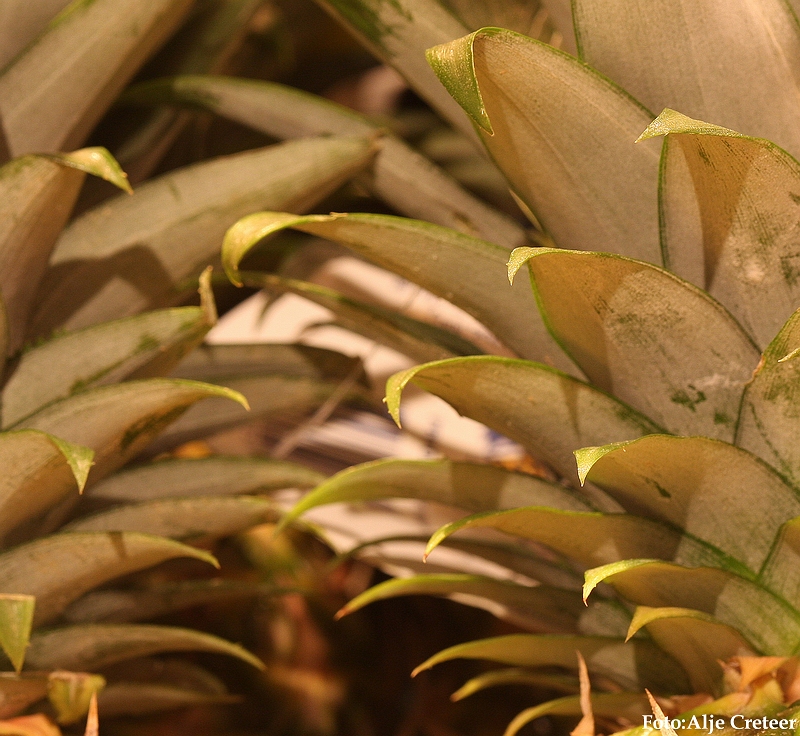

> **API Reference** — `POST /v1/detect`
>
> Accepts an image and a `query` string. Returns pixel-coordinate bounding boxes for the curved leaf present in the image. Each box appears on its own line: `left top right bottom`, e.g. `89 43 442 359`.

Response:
147 374 366 453
0 149 128 351
15 379 247 483
759 518 800 609
642 109 800 348
122 75 525 245
425 506 729 571
97 683 238 718
337 574 584 632
575 435 800 572
572 0 800 160
627 607 755 694
63 580 289 624
411 633 689 693
0 0 194 156
64 496 274 539
24 624 264 671
385 356 660 488
29 136 376 337
84 456 323 504
0 532 217 625
172 343 363 383
510 247 760 439
222 212 573 369
0 430 92 543
452 669 580 701
583 560 800 656
737 308 800 487
427 28 661 262
4 280 216 426
505 693 650 736
283 457 590 530
243 271 482 363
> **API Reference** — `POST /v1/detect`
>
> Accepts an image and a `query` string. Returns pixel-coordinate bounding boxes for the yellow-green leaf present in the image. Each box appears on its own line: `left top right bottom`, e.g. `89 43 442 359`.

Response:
222 212 573 368
573 1 800 160
626 607 754 695
0 532 217 625
29 136 376 337
575 435 800 573
427 28 661 261
25 624 264 672
510 247 760 439
121 75 525 245
452 669 580 702
47 671 104 725
0 596 34 673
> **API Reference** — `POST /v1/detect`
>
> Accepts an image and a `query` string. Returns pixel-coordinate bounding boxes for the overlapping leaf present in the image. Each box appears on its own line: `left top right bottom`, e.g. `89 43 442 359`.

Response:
509 247 760 439
122 75 525 244
222 212 574 369
427 28 662 261
30 135 376 337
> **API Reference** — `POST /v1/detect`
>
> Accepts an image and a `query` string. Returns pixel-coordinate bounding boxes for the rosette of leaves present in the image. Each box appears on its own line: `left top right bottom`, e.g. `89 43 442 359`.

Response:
121 0 800 733
0 1 409 732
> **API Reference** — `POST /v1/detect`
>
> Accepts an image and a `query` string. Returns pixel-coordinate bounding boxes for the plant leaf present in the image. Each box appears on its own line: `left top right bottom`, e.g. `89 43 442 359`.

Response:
582 560 800 656
425 506 729 571
0 0 195 156
29 136 376 338
758 518 800 609
24 624 264 672
642 108 800 348
505 693 650 736
63 580 290 624
146 374 366 453
575 435 800 573
0 596 34 673
572 0 800 161
47 671 105 725
14 379 247 484
0 149 129 351
84 456 323 504
283 458 589 531
337 574 584 632
509 247 760 439
737 307 800 487
0 714 60 736
122 75 526 245
97 683 238 718
427 28 661 262
0 532 217 625
452 669 580 701
626 607 755 695
222 212 573 369
4 296 216 427
0 1 73 69
0 430 93 544
243 271 483 363
385 356 660 488
314 0 476 139
411 633 689 693
64 496 274 540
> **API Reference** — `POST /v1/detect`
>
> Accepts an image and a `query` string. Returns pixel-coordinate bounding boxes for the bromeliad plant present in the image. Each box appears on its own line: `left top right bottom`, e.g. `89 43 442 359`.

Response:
120 0 800 733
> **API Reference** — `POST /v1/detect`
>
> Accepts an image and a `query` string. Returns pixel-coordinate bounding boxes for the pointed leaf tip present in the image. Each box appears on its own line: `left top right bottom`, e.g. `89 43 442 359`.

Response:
46 148 132 194
507 247 538 285
426 33 493 134
0 594 35 672
636 109 741 143
574 442 629 486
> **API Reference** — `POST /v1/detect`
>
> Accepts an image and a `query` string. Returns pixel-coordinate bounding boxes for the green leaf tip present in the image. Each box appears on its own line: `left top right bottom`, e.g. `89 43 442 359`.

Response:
45 147 132 194
47 671 106 724
507 247 539 284
636 109 742 143
581 560 656 604
198 267 218 326
0 594 35 673
574 440 632 485
426 31 494 134
222 212 322 287
46 435 95 494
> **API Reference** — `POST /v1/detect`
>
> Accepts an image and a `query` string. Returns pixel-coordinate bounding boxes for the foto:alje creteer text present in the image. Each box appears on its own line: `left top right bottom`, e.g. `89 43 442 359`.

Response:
644 714 799 734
